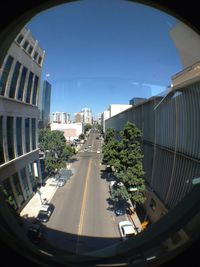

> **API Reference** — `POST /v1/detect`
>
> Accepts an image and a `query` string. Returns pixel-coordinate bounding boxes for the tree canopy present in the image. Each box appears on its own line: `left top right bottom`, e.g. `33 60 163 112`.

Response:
84 123 92 134
103 122 146 206
39 129 75 174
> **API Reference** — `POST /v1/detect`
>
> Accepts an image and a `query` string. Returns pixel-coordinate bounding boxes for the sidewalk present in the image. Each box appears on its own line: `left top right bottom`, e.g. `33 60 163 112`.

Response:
20 177 59 219
127 211 142 233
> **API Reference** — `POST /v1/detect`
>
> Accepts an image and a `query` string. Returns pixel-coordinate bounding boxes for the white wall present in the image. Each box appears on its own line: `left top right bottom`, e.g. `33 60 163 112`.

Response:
50 122 83 141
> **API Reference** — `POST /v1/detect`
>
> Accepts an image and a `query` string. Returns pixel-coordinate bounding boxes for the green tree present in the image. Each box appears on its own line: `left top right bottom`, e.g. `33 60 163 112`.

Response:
104 128 115 144
102 128 117 164
103 122 146 206
79 133 85 140
96 122 103 133
84 123 92 134
39 129 74 173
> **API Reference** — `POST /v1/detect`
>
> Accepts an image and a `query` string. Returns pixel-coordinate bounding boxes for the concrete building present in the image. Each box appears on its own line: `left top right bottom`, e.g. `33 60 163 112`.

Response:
0 27 45 211
51 112 70 124
102 104 132 133
81 107 93 124
50 122 83 142
129 97 147 105
103 22 200 225
39 80 51 128
103 23 200 226
74 112 82 123
101 110 110 133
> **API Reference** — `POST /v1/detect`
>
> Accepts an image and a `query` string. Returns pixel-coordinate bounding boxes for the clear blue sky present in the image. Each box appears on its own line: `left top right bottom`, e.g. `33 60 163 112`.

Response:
27 0 182 119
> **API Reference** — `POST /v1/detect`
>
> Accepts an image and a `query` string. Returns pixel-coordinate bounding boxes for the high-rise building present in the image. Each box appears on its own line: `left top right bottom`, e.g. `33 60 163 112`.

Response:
74 112 82 123
39 80 51 128
81 107 93 124
0 27 45 211
51 112 70 124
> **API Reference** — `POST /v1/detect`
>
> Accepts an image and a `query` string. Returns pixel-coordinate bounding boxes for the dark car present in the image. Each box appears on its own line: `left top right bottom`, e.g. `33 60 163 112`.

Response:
114 202 126 216
36 203 54 223
27 223 43 244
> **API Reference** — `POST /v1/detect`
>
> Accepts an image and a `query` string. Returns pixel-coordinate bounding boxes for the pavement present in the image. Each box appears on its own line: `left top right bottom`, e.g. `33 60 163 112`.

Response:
20 176 59 219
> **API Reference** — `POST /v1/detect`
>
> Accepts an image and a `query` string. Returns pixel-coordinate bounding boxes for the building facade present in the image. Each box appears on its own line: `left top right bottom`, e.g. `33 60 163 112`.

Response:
105 71 200 223
51 112 70 124
0 27 45 211
39 80 51 128
50 122 83 142
81 107 93 124
101 104 132 133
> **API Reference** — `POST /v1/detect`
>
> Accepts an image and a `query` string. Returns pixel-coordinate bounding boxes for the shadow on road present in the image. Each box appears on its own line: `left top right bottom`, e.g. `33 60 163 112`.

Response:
19 215 121 256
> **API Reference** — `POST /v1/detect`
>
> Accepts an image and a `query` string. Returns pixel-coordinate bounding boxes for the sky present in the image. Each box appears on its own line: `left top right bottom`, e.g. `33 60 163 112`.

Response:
27 0 182 119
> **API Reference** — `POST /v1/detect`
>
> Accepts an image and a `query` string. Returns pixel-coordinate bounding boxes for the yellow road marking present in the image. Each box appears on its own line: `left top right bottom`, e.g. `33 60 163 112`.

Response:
76 160 92 253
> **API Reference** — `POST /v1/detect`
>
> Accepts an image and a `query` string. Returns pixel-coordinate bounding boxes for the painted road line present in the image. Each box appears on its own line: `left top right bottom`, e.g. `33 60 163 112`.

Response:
76 159 92 253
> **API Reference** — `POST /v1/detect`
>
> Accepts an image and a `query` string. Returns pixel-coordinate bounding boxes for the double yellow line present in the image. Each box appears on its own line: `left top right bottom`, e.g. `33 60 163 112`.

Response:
76 160 92 253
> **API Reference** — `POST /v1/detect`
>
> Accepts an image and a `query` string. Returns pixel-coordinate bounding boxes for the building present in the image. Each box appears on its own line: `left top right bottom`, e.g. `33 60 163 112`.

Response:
102 104 132 133
74 112 82 123
105 23 200 224
129 97 147 105
39 80 51 128
81 107 93 124
50 122 83 142
0 27 45 211
51 112 70 124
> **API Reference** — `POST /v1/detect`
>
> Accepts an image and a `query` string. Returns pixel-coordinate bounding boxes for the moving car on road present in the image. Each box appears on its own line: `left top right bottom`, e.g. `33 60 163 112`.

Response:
118 220 136 240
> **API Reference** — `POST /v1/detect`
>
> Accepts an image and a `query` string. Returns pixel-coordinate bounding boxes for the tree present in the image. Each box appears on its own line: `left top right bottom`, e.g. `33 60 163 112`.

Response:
39 129 74 174
79 133 85 140
103 122 146 206
104 128 115 144
84 123 92 134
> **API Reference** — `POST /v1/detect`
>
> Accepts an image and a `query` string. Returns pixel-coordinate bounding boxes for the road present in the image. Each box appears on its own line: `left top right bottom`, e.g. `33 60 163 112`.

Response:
43 131 124 254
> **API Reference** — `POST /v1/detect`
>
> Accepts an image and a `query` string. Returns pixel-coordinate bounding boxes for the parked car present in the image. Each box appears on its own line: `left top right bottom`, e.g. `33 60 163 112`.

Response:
114 202 126 216
118 220 136 240
27 223 43 244
36 203 54 223
57 178 66 187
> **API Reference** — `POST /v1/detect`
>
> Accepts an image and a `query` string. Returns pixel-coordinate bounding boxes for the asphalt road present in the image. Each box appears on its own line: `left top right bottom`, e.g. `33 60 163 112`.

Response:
43 131 124 254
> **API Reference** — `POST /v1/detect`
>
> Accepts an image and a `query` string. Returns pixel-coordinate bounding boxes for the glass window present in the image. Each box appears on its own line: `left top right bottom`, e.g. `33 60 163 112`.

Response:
2 179 17 210
26 72 33 103
28 45 33 55
16 34 24 44
22 40 29 50
13 173 25 205
20 168 31 199
28 163 37 192
17 66 27 101
0 116 5 164
25 118 30 153
32 76 39 105
32 118 36 150
9 61 21 98
7 117 14 160
38 56 42 65
33 51 38 60
16 117 23 156
0 55 14 95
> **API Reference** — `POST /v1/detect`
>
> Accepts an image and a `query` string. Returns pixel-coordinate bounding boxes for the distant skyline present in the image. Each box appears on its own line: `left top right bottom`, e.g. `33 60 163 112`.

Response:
27 0 182 119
